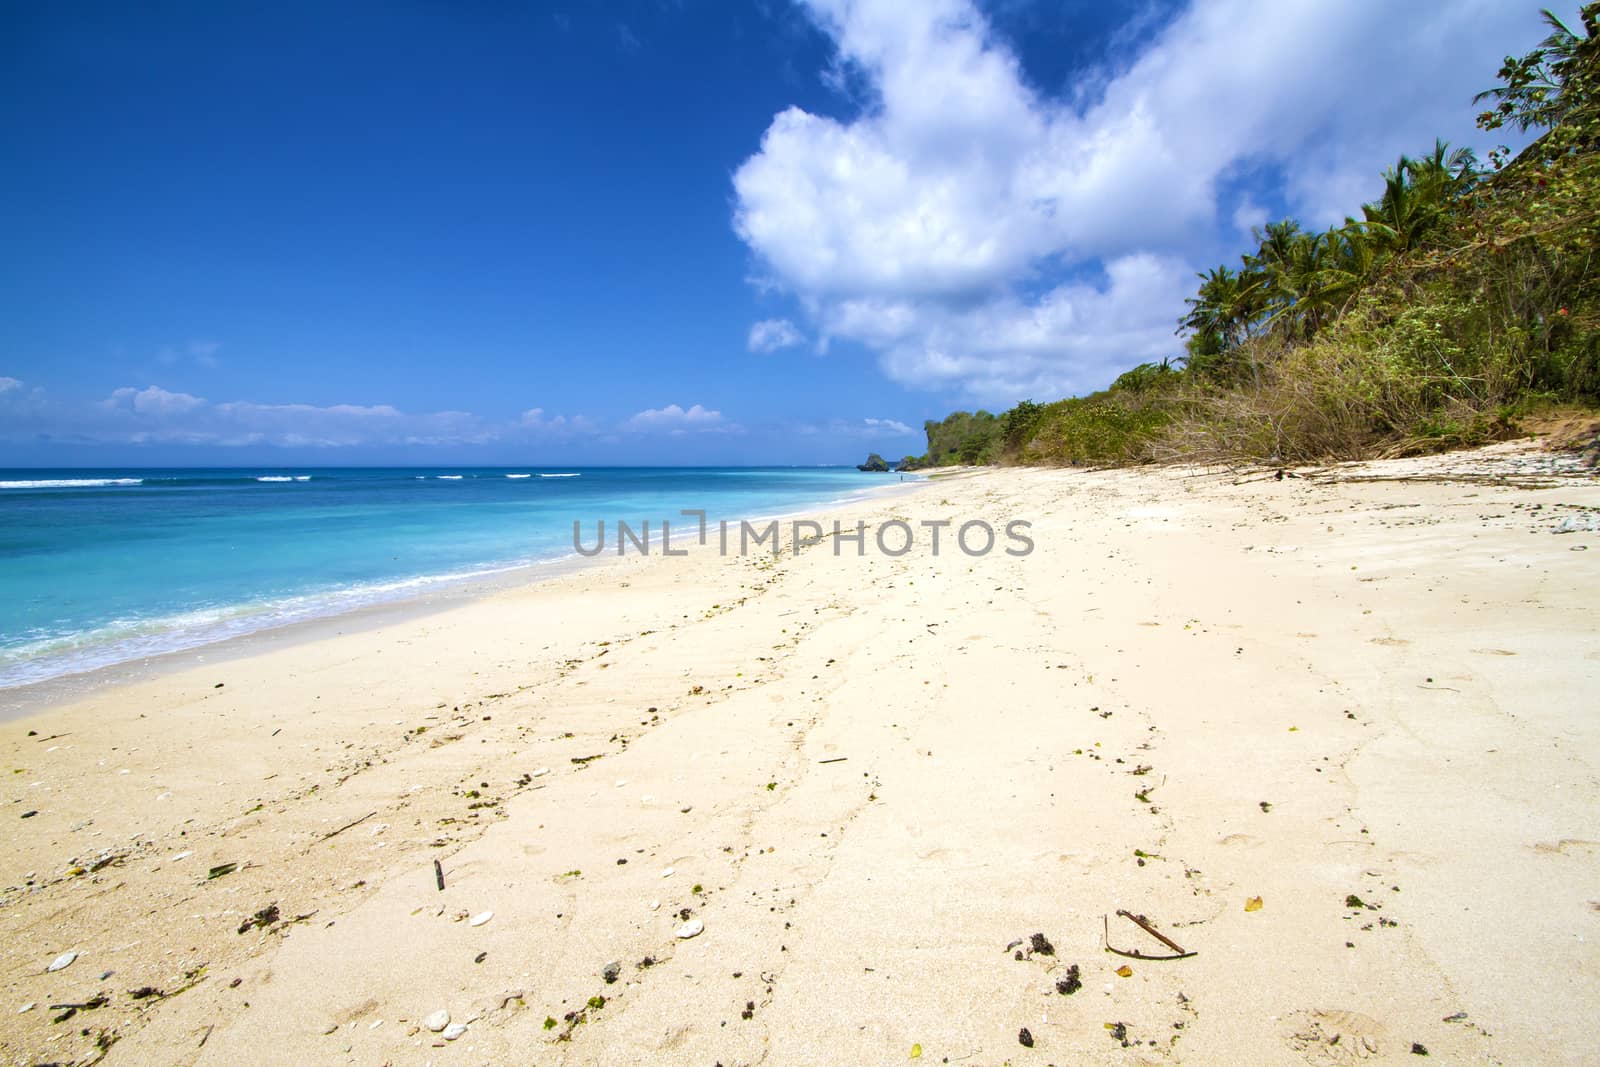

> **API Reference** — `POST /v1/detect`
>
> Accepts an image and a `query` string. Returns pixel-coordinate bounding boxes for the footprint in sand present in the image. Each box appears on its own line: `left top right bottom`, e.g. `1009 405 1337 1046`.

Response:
1285 1008 1387 1064
1530 838 1600 856
1218 833 1261 848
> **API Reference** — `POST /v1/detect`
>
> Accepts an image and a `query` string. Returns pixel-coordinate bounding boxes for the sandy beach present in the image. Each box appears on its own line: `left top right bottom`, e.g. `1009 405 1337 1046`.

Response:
3 445 1598 1066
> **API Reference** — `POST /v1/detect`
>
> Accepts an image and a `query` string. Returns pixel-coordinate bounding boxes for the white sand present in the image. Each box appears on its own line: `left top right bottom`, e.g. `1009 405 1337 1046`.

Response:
2 444 1597 1065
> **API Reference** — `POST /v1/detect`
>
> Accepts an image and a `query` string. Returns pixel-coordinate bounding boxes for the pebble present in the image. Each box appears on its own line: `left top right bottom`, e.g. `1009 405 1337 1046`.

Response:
602 960 622 984
422 1009 450 1032
649 899 661 911
662 867 675 878
531 768 550 778
675 918 704 939
46 951 77 972
18 1002 35 1014
469 911 493 927
172 851 193 861
443 1023 467 1041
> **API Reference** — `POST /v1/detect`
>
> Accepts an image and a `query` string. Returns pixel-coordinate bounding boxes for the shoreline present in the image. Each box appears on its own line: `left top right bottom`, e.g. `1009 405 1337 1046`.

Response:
0 474 926 719
2 446 1596 1066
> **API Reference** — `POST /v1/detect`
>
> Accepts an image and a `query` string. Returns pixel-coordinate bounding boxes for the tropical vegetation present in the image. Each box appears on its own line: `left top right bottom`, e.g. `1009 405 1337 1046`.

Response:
896 4 1599 469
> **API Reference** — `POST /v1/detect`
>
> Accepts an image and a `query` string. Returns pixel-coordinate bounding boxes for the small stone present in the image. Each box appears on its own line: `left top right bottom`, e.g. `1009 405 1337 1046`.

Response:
469 911 493 927
662 867 675 878
1018 1027 1034 1048
649 899 661 911
422 1009 450 1032
675 918 704 939
18 1002 35 1014
443 1023 467 1041
46 951 77 972
531 767 550 778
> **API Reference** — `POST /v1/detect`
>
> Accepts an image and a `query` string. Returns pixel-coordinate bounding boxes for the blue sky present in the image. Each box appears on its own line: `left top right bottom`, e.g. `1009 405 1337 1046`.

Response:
0 0 1551 466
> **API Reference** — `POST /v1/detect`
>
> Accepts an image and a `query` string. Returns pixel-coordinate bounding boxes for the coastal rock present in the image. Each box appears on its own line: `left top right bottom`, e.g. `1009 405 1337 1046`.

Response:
46 951 77 972
675 918 704 939
422 1009 450 1032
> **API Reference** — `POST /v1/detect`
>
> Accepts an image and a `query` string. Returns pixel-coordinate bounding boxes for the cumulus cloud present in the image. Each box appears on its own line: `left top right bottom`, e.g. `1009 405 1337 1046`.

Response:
102 385 208 416
733 0 1534 402
0 377 20 394
748 318 806 353
625 403 731 434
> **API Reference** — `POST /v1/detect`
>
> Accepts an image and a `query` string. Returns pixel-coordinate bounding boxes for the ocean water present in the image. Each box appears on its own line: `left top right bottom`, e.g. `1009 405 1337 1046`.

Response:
0 467 898 690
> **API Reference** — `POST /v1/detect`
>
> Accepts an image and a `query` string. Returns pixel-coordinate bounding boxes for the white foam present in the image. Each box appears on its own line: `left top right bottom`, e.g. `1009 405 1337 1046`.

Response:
436 475 464 480
256 475 312 482
539 473 580 478
506 474 532 479
0 478 143 489
0 557 549 690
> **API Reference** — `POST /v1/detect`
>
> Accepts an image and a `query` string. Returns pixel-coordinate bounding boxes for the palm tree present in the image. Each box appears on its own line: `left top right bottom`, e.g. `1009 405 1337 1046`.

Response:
1475 6 1595 132
1179 266 1268 386
1310 223 1380 315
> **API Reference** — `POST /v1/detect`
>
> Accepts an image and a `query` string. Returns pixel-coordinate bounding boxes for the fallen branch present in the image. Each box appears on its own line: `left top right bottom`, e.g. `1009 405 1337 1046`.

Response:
318 811 376 842
1104 910 1197 961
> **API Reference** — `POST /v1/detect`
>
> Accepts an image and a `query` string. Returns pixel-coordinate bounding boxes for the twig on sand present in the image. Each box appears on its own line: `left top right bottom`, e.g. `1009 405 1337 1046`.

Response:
1104 910 1197 960
818 757 849 765
434 859 446 891
198 1024 214 1048
318 811 376 842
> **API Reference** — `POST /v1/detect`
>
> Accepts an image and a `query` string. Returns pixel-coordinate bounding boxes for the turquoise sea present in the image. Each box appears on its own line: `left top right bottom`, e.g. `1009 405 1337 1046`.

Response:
0 467 896 690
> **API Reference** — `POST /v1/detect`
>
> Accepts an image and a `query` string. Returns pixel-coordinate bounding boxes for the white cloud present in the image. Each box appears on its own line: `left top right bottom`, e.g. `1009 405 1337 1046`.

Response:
748 318 806 353
733 0 1536 402
6 385 741 449
625 403 731 434
520 407 596 436
1231 195 1268 240
862 417 914 435
78 386 498 447
797 415 919 439
102 385 208 415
